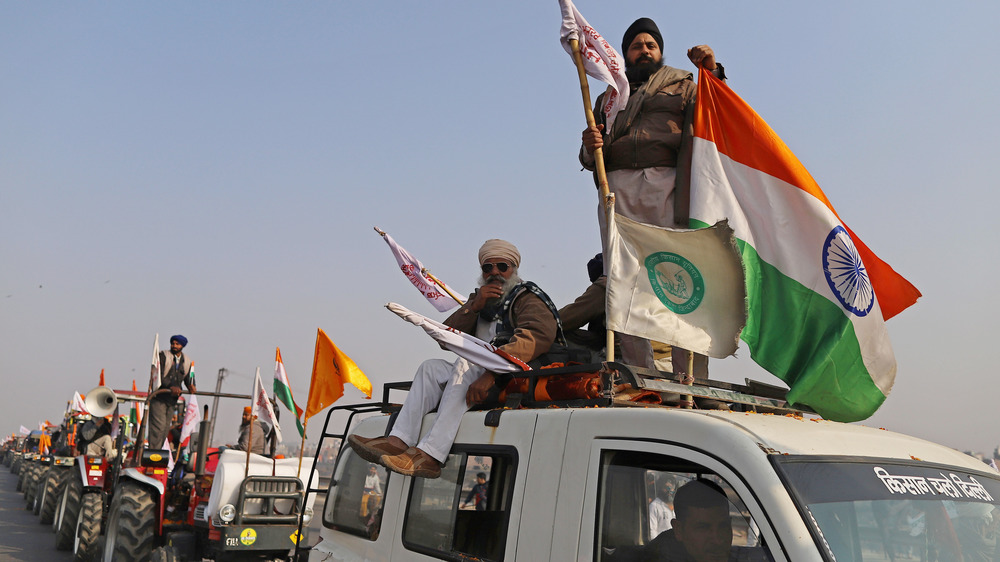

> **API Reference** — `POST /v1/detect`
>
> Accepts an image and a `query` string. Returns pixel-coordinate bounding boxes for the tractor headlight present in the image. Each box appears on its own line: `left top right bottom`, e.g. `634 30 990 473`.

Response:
219 503 236 523
302 506 314 524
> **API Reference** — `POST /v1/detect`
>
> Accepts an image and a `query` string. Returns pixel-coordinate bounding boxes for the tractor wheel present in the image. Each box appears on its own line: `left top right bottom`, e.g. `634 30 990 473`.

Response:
150 545 180 562
33 477 45 515
55 475 83 550
10 456 20 474
103 480 157 562
16 463 26 491
23 464 38 501
39 468 66 525
73 491 103 562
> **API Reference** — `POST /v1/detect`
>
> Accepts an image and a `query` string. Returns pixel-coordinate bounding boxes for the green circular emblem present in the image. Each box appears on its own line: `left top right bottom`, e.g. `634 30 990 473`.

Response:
644 252 704 314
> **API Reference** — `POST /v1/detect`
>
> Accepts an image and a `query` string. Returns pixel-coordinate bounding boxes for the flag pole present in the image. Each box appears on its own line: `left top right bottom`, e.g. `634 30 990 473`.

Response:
421 268 465 306
568 38 616 362
297 418 308 477
244 416 253 478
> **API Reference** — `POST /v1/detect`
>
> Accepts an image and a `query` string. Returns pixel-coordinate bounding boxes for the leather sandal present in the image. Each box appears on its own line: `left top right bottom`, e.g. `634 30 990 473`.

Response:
347 435 407 465
382 447 442 479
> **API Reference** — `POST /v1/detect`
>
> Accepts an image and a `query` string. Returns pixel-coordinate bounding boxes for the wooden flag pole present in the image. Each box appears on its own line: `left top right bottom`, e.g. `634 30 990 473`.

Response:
297 418 308 477
421 269 465 306
568 38 616 363
244 414 253 478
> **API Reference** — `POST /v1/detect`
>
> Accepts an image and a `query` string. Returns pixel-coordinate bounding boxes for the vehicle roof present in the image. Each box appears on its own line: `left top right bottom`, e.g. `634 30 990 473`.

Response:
541 406 989 472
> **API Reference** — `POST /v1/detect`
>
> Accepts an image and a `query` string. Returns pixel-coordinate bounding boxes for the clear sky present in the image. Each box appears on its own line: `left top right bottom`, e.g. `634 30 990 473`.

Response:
2 2 998 453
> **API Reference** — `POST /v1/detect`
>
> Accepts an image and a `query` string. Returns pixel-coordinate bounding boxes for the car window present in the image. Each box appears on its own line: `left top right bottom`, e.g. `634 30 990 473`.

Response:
596 450 772 562
323 447 389 540
403 448 515 561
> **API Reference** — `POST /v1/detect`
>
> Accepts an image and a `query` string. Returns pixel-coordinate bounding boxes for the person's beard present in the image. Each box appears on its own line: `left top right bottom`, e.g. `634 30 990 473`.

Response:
476 271 522 317
625 56 663 86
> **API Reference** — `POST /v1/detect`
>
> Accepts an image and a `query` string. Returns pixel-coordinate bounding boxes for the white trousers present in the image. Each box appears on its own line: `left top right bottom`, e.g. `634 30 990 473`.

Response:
388 357 486 463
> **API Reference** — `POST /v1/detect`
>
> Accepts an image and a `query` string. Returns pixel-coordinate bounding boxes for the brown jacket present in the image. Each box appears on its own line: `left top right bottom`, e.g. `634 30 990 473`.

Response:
444 288 557 364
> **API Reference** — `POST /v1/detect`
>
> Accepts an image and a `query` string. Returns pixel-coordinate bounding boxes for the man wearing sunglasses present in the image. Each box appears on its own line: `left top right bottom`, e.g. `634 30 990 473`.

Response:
350 239 559 478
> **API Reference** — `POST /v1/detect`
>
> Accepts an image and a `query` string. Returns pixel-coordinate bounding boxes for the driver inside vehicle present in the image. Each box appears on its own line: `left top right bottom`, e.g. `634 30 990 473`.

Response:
642 479 767 562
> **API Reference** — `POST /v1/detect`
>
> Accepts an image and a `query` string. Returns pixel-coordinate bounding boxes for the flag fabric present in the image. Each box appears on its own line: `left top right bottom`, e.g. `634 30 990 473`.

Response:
164 437 175 472
558 0 629 130
273 348 305 437
110 404 120 439
71 392 89 413
99 368 105 386
385 303 530 373
689 68 920 422
178 394 201 449
130 380 144 428
378 229 460 312
252 369 282 444
150 333 161 390
19 425 30 436
606 206 747 358
305 329 373 420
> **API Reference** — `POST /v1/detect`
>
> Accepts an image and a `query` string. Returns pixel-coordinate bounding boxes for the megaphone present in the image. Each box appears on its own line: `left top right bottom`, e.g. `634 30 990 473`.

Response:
84 386 118 418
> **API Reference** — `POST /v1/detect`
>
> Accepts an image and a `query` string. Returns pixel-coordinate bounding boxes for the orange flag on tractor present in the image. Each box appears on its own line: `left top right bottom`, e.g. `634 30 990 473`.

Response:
305 328 372 420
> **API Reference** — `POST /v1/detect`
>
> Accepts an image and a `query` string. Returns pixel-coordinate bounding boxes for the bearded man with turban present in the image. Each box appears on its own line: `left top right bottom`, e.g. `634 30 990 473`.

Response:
580 17 723 376
349 239 561 478
149 334 197 450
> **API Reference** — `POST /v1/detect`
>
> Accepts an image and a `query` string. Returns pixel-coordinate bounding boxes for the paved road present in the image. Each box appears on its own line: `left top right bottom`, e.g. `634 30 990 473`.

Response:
0 468 72 562
0 467 328 562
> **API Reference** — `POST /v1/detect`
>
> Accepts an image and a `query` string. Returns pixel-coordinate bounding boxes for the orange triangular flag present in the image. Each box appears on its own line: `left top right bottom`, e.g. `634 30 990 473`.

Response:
99 368 105 386
305 328 372 420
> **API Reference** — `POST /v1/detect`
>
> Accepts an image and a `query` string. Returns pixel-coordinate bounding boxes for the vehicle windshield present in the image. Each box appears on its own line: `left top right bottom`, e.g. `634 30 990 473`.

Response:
775 457 1000 561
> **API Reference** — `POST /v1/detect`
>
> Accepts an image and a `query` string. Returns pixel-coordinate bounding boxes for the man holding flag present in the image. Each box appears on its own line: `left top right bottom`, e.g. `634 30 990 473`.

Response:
349 239 558 479
573 13 724 372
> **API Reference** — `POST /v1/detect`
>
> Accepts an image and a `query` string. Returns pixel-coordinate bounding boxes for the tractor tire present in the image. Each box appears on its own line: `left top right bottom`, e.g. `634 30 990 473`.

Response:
33 477 44 515
39 468 66 525
23 465 35 502
55 475 83 550
73 491 103 562
103 480 156 562
150 545 180 562
12 456 22 474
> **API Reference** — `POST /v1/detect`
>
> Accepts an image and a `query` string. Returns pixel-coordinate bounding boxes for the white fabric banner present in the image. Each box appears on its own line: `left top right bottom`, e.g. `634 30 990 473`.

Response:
607 207 747 358
178 394 201 449
150 333 161 390
71 391 89 413
380 230 461 313
558 0 629 130
252 369 282 444
386 302 528 373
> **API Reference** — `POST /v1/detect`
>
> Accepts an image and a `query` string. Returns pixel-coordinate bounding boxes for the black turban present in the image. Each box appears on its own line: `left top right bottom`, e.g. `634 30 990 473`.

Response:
170 334 188 347
621 17 663 56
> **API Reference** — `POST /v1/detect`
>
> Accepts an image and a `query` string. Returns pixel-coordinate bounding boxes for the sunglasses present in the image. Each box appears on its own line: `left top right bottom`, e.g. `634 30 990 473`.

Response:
481 262 510 274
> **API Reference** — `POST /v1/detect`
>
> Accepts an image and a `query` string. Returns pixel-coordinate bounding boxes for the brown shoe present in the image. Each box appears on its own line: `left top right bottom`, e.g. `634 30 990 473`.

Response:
382 447 442 479
347 434 407 465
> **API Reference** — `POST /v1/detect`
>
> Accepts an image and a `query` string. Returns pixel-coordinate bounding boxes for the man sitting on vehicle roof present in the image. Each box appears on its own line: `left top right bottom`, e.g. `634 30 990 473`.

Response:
349 239 559 479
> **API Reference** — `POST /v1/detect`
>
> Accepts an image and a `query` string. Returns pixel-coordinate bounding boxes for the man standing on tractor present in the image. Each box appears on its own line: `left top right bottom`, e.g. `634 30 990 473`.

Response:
149 334 197 450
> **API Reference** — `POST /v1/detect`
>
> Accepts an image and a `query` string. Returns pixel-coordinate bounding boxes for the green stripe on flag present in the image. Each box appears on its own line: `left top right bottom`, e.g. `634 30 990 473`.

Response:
692 220 887 421
273 384 305 437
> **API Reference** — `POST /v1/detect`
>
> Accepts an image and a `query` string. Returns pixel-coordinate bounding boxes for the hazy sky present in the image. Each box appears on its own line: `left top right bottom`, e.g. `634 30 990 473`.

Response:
2 2 998 453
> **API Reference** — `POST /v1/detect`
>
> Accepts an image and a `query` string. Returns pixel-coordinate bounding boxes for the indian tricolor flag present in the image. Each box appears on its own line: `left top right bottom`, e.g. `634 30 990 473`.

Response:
690 68 920 422
273 347 305 437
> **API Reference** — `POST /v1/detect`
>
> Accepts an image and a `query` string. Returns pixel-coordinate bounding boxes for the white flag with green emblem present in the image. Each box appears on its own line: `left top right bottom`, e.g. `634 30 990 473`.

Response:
606 205 746 358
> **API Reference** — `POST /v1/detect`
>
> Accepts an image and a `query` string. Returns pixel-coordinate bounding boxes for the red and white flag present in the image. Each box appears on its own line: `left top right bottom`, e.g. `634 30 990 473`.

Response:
178 394 201 449
558 0 629 130
252 369 282 444
386 302 529 373
71 392 89 414
377 228 461 312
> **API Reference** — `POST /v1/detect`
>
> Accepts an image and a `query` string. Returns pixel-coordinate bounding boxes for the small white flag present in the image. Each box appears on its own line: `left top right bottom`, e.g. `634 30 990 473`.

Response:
378 228 461 312
71 392 89 414
607 202 747 358
386 303 529 373
19 425 31 436
558 0 629 130
178 395 201 449
150 333 161 390
252 368 282 444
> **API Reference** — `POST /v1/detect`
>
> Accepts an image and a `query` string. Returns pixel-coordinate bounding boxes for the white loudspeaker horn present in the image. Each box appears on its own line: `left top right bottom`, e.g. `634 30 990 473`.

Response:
84 386 118 418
